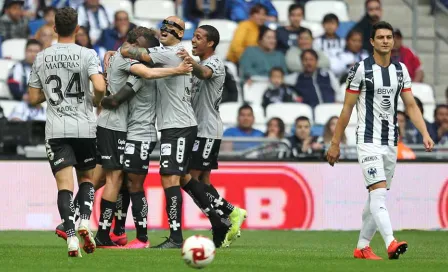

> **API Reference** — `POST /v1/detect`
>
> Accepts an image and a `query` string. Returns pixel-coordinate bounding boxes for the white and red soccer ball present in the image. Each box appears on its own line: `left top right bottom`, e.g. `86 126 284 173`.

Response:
181 235 216 269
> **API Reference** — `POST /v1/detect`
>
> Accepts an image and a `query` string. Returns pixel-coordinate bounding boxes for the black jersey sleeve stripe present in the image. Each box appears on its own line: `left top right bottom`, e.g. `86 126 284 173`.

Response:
392 62 404 146
346 62 361 89
363 56 374 143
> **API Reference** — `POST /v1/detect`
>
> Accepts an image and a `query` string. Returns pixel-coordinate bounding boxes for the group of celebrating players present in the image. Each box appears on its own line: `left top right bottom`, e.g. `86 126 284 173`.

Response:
28 5 436 261
28 7 246 257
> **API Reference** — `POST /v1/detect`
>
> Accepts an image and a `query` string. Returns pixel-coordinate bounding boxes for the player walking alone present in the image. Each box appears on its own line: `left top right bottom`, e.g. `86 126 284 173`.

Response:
327 21 434 260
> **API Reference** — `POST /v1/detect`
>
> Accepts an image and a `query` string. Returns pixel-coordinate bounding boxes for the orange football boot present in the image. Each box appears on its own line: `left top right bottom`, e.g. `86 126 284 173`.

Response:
110 232 128 246
387 240 408 259
354 246 383 260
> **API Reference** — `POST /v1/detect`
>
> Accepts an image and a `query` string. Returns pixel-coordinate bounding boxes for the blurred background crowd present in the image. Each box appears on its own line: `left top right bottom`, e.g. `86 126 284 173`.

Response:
0 0 447 160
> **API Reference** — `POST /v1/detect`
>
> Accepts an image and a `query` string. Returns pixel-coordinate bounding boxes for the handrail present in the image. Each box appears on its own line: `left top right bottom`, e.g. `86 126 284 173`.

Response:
434 0 448 85
402 0 418 51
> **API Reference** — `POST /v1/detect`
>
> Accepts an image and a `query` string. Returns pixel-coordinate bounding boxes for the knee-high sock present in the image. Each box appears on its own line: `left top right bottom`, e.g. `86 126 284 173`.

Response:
357 194 377 249
165 186 183 242
370 188 395 248
113 189 130 236
130 191 148 242
204 184 234 217
76 182 95 222
58 190 76 238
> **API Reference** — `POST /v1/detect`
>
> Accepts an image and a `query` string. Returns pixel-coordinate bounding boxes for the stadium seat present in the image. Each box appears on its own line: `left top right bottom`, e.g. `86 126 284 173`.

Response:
314 103 357 125
243 81 269 106
1 39 27 60
198 20 238 42
284 73 297 86
102 0 133 18
411 83 435 104
131 19 154 29
0 82 12 99
0 59 17 81
219 102 265 126
304 1 349 23
423 104 435 123
345 125 357 146
300 20 325 38
134 0 175 21
272 0 294 24
215 41 230 60
183 21 196 40
266 103 313 126
336 21 356 38
0 100 20 117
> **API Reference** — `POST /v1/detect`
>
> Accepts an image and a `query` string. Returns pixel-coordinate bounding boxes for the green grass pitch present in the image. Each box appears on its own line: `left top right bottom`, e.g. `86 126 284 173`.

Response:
0 230 446 271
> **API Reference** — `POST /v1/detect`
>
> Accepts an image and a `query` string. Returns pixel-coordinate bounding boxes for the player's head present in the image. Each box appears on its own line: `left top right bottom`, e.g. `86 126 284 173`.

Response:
237 104 255 130
300 49 319 73
4 0 24 22
294 116 311 140
127 27 159 49
55 7 79 38
249 4 268 26
322 13 339 36
192 25 220 57
370 21 394 55
365 0 382 22
24 39 42 64
288 3 304 29
160 16 185 46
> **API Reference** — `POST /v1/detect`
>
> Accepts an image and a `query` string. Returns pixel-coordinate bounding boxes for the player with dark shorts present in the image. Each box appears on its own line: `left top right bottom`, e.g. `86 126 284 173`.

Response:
28 7 106 257
121 16 230 249
178 25 247 247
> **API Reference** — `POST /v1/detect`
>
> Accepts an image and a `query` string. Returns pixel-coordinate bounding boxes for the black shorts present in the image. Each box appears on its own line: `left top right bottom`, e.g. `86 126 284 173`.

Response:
159 126 198 175
123 140 156 175
45 138 96 174
189 137 221 171
96 126 126 170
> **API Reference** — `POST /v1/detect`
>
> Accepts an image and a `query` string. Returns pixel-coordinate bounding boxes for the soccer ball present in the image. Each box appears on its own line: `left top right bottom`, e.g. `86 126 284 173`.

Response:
181 235 216 269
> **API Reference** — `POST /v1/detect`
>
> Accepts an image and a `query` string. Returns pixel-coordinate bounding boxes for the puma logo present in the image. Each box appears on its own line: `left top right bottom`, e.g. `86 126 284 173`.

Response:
365 78 374 83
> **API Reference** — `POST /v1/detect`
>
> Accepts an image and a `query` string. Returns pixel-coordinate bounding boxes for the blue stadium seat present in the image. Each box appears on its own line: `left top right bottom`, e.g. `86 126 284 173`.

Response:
29 19 46 36
336 21 356 39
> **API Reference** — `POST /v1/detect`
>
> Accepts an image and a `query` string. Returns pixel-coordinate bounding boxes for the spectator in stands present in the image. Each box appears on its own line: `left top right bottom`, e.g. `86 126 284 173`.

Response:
239 26 287 83
183 0 228 23
397 111 407 142
265 117 285 139
42 6 56 25
288 116 322 158
432 104 448 145
75 25 102 57
352 0 382 53
403 97 437 144
221 65 239 103
223 104 264 151
397 111 417 159
0 0 30 40
276 3 305 54
286 28 330 73
294 49 341 108
77 0 112 44
96 10 136 52
330 29 369 80
319 116 346 146
7 39 41 101
313 14 345 59
35 24 55 49
22 0 49 20
227 4 267 63
229 0 277 22
392 28 424 82
8 93 45 121
262 67 298 113
52 0 84 9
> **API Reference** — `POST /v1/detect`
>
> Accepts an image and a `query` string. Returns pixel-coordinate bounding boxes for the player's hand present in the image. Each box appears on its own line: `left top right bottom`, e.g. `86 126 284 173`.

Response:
326 142 340 167
422 135 435 152
177 49 194 64
103 51 116 69
177 60 193 74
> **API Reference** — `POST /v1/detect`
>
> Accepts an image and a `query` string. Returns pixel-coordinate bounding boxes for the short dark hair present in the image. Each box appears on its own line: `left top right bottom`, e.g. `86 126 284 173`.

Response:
199 25 220 50
414 97 424 114
43 6 56 16
371 21 394 40
258 25 274 41
238 104 253 115
288 3 304 16
300 49 319 61
114 10 129 21
345 29 363 43
323 13 339 25
55 7 78 37
26 39 42 49
434 104 448 121
269 67 284 77
250 4 268 15
295 116 310 125
127 27 159 48
299 27 313 38
365 0 381 9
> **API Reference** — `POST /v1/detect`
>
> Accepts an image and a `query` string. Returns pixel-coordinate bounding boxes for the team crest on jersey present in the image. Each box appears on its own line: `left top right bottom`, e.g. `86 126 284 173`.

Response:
367 167 377 178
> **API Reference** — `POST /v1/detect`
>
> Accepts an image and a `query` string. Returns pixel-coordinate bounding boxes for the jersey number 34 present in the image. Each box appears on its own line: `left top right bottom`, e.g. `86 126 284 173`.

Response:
46 73 83 106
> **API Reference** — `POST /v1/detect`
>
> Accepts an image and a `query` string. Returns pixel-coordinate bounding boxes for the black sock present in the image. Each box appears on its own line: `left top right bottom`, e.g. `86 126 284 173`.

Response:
77 182 94 221
97 198 115 240
130 191 148 242
182 179 222 226
165 186 183 242
57 190 76 238
113 189 130 236
73 193 80 222
204 184 235 217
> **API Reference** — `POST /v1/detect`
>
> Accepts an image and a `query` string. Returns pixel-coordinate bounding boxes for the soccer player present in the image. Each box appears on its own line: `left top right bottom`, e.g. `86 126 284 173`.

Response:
326 21 435 260
177 25 247 247
120 16 230 249
94 26 193 248
28 7 106 257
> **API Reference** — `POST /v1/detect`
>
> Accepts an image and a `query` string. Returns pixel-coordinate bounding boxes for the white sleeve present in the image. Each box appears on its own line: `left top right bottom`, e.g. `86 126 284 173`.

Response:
401 63 412 92
346 62 364 94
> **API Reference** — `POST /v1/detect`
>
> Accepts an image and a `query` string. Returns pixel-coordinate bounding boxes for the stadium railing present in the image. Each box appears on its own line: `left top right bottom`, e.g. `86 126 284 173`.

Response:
402 0 419 51
434 0 448 85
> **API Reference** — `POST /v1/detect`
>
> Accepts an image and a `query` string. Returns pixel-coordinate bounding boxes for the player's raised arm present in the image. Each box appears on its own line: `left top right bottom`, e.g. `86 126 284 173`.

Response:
129 61 192 80
120 42 152 64
177 49 213 80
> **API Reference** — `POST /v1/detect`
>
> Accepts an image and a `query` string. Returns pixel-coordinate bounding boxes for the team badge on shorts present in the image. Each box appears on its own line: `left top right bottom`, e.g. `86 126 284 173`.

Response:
367 167 377 178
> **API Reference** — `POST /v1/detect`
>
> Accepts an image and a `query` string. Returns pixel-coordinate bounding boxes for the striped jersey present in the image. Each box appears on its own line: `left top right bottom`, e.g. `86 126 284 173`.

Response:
313 35 346 58
28 43 102 140
346 55 412 146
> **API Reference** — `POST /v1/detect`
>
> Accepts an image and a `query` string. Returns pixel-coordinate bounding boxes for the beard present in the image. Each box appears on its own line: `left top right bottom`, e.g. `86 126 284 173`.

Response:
368 14 380 22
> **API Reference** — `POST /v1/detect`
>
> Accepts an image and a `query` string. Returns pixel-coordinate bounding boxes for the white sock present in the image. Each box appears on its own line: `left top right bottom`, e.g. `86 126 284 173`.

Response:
370 188 395 248
79 219 90 228
357 195 377 249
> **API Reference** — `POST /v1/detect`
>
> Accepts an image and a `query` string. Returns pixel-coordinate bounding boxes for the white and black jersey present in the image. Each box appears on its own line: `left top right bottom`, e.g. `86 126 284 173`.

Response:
313 35 346 58
346 55 412 146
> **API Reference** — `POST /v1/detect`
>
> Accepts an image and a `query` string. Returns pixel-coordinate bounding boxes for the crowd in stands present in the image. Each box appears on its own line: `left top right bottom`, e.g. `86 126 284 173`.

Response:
0 0 447 158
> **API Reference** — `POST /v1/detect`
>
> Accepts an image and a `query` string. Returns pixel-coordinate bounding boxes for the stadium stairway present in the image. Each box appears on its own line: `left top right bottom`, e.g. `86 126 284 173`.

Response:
345 0 448 103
